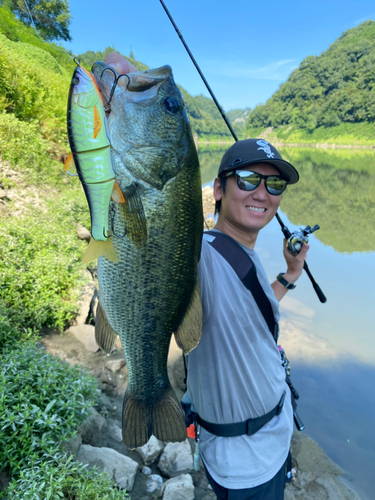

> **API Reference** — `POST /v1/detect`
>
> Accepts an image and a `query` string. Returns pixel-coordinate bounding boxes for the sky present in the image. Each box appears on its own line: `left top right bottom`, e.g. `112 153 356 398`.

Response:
65 0 375 111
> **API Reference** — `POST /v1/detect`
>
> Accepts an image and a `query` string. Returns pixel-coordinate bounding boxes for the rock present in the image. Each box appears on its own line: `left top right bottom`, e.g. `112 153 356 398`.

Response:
79 408 108 444
292 432 343 477
77 225 91 241
60 432 82 456
162 474 194 500
158 440 193 478
315 476 361 500
67 324 98 352
137 435 164 465
99 392 115 412
91 290 99 322
146 474 164 498
106 358 126 372
284 485 296 500
97 367 118 396
107 418 123 444
76 444 138 491
73 269 96 326
142 466 152 475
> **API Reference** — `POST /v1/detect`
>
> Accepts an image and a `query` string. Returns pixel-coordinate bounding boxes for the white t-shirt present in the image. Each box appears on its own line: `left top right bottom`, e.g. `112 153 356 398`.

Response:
186 231 293 489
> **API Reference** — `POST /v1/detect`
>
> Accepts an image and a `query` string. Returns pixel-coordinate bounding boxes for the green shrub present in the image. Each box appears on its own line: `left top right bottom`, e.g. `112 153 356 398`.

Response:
5 453 128 499
0 302 35 348
0 344 99 477
0 112 51 170
0 31 71 145
0 210 86 334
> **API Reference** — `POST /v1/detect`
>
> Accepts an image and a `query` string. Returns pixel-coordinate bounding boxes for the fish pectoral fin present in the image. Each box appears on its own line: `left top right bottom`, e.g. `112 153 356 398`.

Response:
82 237 119 264
111 181 125 203
122 184 147 246
174 278 202 354
95 301 118 354
122 388 186 449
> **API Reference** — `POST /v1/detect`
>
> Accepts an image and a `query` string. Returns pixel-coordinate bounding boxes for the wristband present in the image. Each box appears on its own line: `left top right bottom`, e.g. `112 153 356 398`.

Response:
276 272 296 290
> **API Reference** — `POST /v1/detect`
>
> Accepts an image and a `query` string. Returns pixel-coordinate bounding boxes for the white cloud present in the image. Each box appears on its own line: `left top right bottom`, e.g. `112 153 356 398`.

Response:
279 316 343 364
280 296 315 319
205 58 299 81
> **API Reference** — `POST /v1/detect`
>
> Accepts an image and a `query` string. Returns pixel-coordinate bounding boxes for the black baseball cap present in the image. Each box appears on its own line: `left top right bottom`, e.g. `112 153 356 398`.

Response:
218 138 299 184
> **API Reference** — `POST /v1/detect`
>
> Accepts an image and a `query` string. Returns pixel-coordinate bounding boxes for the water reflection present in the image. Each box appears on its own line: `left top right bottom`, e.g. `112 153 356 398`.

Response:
197 145 375 500
280 148 375 253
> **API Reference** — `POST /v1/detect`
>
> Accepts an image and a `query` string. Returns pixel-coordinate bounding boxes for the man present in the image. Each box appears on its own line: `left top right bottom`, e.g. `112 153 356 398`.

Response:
186 139 309 500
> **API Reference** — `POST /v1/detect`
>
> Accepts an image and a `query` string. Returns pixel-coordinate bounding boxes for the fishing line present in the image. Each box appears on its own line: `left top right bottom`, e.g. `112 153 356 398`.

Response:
158 0 238 141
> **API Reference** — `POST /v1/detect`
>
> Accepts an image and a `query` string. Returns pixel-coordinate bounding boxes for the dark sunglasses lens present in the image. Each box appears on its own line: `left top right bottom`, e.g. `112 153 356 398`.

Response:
237 172 261 191
266 176 287 195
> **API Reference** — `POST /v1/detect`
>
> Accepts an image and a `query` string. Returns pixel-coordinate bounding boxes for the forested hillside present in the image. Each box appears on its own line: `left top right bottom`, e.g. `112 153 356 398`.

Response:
247 21 375 145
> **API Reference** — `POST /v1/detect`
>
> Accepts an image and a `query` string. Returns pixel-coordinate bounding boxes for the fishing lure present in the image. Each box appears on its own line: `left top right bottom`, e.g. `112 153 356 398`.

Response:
66 60 124 263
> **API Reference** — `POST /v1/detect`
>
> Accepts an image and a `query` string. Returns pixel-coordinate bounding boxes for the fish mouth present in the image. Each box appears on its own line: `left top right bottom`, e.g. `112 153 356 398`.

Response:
92 62 173 100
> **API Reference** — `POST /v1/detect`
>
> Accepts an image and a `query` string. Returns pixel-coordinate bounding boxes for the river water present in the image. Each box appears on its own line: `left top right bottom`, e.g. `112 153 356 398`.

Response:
197 144 375 500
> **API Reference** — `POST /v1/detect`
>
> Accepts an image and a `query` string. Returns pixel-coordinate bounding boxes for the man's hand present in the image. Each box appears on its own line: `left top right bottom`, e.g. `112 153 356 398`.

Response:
271 239 310 302
282 238 309 284
104 52 138 74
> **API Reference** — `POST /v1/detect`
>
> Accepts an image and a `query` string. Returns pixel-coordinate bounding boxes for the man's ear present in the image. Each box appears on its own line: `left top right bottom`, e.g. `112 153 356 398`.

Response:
213 178 222 202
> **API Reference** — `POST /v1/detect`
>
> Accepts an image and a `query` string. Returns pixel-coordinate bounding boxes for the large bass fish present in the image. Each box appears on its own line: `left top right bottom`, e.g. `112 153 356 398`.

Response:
90 62 203 449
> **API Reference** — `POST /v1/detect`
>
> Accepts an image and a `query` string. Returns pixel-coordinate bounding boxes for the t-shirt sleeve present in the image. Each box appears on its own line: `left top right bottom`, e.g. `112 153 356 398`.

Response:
198 238 215 325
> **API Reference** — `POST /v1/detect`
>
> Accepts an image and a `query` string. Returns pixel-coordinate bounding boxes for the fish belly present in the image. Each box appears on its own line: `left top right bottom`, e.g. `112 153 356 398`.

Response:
98 167 202 448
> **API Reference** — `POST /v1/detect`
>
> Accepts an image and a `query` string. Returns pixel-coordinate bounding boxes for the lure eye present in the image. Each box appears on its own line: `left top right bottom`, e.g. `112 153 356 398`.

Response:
164 97 180 114
72 77 80 85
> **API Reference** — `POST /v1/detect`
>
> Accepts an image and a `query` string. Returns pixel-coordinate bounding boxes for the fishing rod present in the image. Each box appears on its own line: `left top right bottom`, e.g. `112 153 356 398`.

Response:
159 0 326 303
158 0 238 141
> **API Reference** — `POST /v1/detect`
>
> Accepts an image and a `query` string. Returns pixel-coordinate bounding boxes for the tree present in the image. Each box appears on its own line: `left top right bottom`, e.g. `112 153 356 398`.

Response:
5 0 72 41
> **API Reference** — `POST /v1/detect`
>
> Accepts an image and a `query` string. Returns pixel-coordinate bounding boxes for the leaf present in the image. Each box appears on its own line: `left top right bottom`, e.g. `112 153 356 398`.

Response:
45 400 57 413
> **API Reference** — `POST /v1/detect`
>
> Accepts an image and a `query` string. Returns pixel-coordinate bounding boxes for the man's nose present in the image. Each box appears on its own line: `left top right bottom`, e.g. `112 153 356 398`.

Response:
252 179 268 198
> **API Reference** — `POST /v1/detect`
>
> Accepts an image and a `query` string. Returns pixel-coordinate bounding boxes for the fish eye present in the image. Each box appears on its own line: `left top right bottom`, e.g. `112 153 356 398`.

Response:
164 97 180 114
72 77 80 85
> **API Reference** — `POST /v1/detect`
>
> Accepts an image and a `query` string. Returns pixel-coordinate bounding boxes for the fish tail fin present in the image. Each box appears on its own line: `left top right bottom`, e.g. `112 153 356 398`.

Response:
122 388 186 449
95 301 118 354
82 237 118 264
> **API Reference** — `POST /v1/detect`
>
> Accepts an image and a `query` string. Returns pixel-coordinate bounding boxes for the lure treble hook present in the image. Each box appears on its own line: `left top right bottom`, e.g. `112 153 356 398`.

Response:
100 67 130 112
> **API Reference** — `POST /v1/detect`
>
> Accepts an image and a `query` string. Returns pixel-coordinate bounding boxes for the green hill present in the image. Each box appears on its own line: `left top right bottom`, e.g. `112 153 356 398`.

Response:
247 20 375 145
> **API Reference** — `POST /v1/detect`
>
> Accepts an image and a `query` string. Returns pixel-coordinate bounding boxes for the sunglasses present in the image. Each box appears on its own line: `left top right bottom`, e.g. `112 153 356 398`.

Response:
225 170 288 196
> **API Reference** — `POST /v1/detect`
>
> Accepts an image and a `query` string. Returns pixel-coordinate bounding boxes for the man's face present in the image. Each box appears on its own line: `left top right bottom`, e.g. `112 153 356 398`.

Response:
214 163 283 236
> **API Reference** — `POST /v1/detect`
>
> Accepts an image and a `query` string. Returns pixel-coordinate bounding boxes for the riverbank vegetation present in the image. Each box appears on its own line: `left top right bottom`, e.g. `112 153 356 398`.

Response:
0 6 129 498
247 21 375 146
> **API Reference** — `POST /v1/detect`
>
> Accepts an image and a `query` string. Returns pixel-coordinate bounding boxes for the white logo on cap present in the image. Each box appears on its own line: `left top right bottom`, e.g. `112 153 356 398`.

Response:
256 139 275 158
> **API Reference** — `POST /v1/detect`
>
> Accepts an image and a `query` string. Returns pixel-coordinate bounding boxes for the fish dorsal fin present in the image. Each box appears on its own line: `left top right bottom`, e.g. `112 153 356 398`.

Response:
82 237 118 264
174 278 202 354
95 301 118 354
64 153 77 176
111 181 125 203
